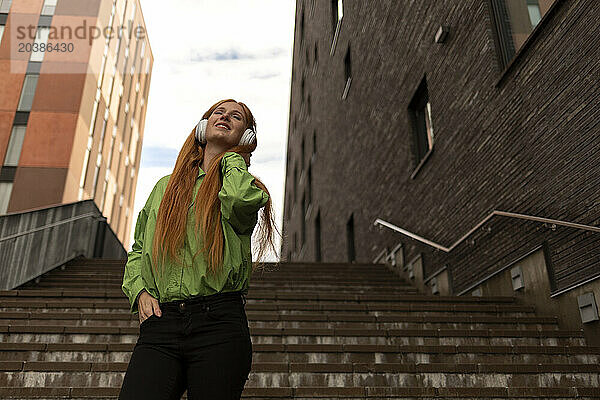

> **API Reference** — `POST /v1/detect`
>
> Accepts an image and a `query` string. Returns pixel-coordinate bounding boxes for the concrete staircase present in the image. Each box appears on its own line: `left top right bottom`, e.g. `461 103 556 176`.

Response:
1 258 599 399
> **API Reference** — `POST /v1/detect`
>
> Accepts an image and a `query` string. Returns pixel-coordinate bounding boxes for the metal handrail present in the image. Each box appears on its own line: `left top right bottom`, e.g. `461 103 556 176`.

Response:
374 210 600 253
0 212 99 243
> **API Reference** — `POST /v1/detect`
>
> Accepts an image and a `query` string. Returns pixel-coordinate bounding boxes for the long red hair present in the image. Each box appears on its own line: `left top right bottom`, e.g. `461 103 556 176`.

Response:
151 99 280 277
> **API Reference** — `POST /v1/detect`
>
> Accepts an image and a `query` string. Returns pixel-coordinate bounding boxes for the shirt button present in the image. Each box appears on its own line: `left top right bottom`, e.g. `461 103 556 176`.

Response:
179 302 185 311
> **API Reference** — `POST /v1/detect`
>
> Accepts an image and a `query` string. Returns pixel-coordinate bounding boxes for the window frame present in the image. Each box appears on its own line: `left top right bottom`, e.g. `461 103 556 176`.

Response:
4 125 27 166
329 0 343 56
17 74 40 111
41 0 58 16
0 0 13 14
408 77 435 179
488 0 565 87
342 45 351 100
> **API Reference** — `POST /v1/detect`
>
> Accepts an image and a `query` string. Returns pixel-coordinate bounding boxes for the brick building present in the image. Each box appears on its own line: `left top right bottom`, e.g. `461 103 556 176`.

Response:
0 0 153 245
283 0 600 332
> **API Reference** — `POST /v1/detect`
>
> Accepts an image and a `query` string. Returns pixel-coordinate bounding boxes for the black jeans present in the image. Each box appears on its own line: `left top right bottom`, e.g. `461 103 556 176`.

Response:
118 291 252 400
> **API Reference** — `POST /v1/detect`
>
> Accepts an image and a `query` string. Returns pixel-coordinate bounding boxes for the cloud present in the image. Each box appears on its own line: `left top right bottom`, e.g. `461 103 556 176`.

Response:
249 72 281 80
190 47 285 62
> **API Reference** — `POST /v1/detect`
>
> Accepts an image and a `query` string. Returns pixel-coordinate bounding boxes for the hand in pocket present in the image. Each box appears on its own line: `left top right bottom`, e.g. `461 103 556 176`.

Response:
137 289 162 325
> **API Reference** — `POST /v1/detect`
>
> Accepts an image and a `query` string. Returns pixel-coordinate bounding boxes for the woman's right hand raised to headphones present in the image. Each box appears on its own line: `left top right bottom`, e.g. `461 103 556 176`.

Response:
137 289 162 324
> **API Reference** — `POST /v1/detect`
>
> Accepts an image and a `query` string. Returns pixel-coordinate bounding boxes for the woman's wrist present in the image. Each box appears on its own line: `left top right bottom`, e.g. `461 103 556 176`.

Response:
135 289 147 304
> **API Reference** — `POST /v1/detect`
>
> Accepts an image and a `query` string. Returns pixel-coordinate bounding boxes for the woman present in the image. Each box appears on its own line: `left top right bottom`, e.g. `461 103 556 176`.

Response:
119 99 278 400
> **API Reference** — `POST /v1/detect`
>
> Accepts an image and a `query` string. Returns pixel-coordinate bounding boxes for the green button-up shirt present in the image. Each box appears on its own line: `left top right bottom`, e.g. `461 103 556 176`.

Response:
121 151 269 314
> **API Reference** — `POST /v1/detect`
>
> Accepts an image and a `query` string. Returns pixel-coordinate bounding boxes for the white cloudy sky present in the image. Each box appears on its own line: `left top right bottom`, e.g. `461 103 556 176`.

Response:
130 0 296 261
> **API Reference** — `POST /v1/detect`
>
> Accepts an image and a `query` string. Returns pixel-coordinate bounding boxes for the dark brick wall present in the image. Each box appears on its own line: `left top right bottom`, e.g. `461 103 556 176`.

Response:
282 0 599 293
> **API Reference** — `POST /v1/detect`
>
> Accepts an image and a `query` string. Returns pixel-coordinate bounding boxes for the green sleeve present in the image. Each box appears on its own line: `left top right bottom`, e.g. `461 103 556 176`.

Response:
121 183 157 314
218 152 270 235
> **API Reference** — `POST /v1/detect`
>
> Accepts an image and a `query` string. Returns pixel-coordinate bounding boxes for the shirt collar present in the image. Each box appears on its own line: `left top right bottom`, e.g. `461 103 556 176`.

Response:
197 165 206 179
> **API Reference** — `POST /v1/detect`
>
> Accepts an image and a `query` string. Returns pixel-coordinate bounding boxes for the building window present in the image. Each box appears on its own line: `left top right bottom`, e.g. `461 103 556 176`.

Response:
342 45 352 99
293 231 297 254
17 74 39 111
41 0 57 16
331 0 343 36
307 165 312 206
313 42 318 74
300 8 305 46
293 163 298 203
330 0 343 55
312 129 316 160
489 0 558 70
346 213 355 263
527 0 543 26
4 126 27 166
301 192 306 248
30 27 50 62
314 210 321 262
0 0 12 13
408 78 435 176
300 137 304 171
0 182 14 214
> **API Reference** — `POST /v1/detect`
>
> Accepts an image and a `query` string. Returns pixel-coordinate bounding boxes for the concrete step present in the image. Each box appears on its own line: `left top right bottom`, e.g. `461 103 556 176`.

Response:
1 290 519 303
0 301 539 317
0 310 561 330
1 361 599 387
0 325 587 346
0 386 600 400
57 264 399 276
63 267 403 276
27 271 412 281
250 282 418 291
2 258 597 399
2 385 600 399
35 266 406 276
253 276 422 284
0 299 535 319
24 280 420 292
1 342 598 364
0 319 562 332
25 273 123 280
0 292 539 318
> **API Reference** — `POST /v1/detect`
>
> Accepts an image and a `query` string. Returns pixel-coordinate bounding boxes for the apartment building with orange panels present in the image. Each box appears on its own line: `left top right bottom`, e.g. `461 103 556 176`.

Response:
0 0 153 245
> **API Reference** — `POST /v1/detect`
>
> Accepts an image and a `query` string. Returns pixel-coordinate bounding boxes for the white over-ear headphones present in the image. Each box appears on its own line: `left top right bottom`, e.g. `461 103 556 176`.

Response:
194 118 257 146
